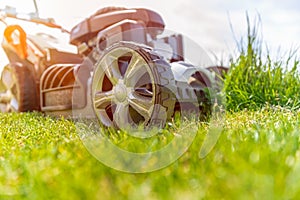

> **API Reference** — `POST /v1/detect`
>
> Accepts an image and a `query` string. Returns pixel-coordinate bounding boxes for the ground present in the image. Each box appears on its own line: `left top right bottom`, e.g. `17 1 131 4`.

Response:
1 107 300 199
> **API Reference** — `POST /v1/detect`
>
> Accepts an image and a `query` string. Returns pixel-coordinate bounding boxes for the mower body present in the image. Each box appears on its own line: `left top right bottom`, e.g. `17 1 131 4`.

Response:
0 7 225 128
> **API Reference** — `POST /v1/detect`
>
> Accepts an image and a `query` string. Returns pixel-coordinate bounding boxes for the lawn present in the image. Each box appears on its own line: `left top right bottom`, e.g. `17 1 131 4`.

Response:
1 17 300 200
1 108 300 199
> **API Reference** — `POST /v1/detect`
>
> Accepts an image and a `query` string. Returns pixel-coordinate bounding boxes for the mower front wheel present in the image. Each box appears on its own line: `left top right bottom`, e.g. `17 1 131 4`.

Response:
91 42 176 129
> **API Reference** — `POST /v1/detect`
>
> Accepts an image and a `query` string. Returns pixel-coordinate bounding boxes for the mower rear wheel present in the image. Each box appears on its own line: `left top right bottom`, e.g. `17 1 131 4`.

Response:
0 63 39 112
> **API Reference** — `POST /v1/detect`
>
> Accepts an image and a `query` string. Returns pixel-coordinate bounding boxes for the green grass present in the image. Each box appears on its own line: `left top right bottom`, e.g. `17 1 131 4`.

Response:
225 15 300 111
1 109 300 199
2 16 300 200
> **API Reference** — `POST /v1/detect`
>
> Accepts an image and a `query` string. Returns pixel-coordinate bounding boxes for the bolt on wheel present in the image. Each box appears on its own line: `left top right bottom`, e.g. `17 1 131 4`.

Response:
92 42 176 129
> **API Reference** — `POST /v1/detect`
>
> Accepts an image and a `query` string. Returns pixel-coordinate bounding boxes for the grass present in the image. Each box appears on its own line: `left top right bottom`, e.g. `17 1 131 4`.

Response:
1 15 300 199
1 108 300 199
225 15 300 111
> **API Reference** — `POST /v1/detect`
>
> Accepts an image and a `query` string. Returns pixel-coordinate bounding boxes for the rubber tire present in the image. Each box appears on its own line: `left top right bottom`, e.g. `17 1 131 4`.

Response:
0 75 5 92
92 41 176 128
0 63 39 112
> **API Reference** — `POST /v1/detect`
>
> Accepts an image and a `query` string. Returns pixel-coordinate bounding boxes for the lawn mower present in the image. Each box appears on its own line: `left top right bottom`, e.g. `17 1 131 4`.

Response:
0 5 227 129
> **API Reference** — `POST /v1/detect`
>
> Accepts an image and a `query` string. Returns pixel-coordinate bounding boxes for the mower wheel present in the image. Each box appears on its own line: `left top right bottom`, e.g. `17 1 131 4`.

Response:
92 41 176 128
0 63 39 112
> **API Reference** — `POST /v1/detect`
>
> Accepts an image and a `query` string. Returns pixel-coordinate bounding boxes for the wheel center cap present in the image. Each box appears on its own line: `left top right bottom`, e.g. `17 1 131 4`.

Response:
114 83 127 102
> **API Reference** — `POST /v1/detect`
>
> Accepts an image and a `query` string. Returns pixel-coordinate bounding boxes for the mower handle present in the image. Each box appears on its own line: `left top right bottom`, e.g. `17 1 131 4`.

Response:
0 6 69 33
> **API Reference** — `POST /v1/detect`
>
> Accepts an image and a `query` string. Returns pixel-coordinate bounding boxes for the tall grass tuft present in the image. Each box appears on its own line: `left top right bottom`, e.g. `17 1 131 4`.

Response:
225 14 300 111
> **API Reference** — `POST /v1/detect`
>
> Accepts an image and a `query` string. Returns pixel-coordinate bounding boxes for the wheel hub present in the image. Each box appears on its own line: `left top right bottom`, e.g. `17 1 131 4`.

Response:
114 81 128 102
